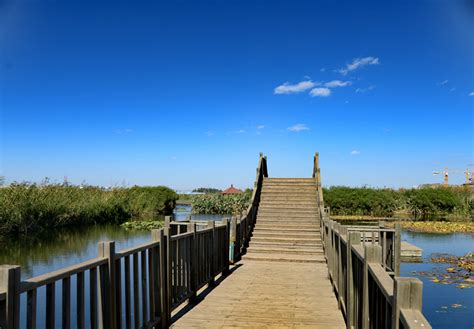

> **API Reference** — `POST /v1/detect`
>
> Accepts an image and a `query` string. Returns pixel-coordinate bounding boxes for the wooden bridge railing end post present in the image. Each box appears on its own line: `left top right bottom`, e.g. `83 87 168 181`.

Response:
0 265 21 329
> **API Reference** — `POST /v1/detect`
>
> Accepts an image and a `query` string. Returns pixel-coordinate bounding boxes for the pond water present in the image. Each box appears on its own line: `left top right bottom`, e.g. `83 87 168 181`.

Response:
0 205 230 279
401 232 474 329
174 204 230 222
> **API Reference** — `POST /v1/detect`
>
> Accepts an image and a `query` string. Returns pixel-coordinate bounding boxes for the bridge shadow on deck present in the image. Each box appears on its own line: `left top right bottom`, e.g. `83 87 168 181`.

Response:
171 263 244 324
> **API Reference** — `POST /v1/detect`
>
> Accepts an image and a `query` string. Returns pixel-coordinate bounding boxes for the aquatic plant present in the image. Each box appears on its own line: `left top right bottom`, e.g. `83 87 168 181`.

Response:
191 191 252 215
0 183 177 238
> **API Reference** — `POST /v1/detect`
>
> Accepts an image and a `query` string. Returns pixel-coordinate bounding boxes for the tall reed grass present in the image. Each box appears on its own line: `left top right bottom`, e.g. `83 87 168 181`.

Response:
0 184 178 238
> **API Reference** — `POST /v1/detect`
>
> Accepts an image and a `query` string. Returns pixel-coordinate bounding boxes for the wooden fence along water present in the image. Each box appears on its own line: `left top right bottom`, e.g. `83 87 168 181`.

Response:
319 207 431 329
0 154 267 329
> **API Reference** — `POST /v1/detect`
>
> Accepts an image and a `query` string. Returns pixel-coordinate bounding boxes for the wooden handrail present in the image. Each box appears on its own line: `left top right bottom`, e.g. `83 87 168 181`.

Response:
321 216 431 329
316 152 431 329
229 153 267 263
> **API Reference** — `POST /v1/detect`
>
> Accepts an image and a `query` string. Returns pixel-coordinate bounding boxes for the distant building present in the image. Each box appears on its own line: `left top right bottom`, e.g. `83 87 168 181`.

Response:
221 184 242 194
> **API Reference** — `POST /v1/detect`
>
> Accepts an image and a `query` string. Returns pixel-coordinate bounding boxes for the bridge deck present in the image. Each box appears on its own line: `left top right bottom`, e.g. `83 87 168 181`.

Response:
171 259 345 328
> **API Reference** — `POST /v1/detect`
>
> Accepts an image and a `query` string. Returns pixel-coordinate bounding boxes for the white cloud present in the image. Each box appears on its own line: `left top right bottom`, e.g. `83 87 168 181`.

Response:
350 150 361 155
114 128 133 135
287 124 309 132
257 125 265 129
438 80 449 86
320 68 326 72
274 80 318 94
310 87 331 97
324 80 352 88
205 131 214 136
449 87 456 92
236 129 246 134
171 156 177 160
356 85 376 93
338 57 380 75
469 91 474 96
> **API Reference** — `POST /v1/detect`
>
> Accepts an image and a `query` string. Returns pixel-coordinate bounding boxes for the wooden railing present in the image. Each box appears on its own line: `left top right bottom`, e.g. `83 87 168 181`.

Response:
0 220 229 329
314 153 431 329
229 153 268 263
0 153 265 329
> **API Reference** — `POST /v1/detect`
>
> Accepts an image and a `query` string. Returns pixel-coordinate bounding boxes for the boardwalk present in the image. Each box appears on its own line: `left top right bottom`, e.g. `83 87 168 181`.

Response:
172 177 345 328
172 260 345 328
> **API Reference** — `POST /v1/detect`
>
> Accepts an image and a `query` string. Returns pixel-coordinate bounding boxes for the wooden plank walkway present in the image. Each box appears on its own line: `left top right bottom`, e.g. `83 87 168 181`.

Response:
171 260 345 328
171 176 345 328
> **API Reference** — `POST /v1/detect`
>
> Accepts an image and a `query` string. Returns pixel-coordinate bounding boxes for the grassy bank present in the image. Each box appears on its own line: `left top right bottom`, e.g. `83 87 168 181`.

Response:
0 184 177 238
324 186 472 219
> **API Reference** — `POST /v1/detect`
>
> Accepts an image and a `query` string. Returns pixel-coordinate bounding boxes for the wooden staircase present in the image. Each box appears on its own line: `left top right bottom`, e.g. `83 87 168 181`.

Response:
243 177 325 263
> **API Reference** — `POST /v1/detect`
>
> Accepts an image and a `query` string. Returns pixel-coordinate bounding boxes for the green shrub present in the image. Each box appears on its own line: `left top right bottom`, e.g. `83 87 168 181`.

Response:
191 191 252 215
323 187 397 217
404 187 470 219
324 186 472 219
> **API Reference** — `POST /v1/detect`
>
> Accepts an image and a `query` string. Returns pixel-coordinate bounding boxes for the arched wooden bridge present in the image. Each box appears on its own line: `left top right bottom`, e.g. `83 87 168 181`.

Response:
0 153 431 328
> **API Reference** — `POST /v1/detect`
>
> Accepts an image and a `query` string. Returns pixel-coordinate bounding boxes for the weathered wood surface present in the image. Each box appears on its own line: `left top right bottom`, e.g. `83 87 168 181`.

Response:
171 260 345 328
401 241 423 258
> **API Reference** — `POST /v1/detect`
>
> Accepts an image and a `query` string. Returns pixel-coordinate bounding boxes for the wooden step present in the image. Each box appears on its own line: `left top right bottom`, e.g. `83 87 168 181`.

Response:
247 247 324 255
252 231 321 239
258 208 318 214
260 198 318 203
257 215 319 224
262 187 317 191
249 239 323 246
251 236 321 245
259 200 317 205
254 227 319 233
258 207 318 211
242 253 325 263
254 222 320 232
264 178 315 182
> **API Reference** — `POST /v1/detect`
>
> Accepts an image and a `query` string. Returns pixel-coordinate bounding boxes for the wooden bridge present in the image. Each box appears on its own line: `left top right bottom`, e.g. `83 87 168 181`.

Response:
0 153 431 328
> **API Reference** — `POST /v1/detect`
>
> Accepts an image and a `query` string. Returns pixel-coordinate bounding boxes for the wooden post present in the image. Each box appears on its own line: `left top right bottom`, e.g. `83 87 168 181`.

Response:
223 219 231 275
98 241 116 329
208 221 216 286
156 229 169 328
150 230 161 322
394 224 401 276
164 216 171 235
229 217 237 263
346 231 361 329
391 278 424 329
188 223 198 304
362 244 382 329
0 265 21 329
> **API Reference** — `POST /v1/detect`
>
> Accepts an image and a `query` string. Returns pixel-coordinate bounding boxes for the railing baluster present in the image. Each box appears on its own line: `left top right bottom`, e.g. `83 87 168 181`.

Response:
45 282 55 329
77 272 84 329
124 255 132 329
26 288 37 329
132 252 140 328
89 267 97 329
62 277 71 329
141 250 148 324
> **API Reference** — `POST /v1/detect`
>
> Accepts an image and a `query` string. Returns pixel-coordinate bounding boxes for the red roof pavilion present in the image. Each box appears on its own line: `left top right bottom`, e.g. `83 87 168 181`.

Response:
221 184 242 194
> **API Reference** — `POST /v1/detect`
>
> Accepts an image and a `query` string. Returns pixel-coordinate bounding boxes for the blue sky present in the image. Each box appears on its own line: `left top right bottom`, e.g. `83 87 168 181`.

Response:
1 0 473 190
